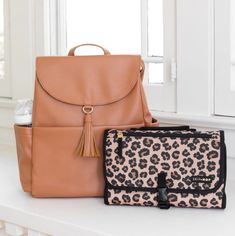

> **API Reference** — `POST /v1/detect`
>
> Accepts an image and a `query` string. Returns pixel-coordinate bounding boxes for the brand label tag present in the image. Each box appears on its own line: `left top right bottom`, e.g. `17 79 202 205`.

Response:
191 176 213 183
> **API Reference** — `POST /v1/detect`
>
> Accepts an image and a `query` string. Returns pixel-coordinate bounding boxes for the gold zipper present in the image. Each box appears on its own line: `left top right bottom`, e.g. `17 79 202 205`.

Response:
117 131 123 139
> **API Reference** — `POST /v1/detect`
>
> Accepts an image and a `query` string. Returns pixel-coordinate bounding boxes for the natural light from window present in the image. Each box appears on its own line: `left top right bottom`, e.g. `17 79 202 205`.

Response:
66 0 141 54
231 0 235 90
66 0 164 84
0 0 4 80
148 0 163 56
147 0 164 84
148 63 164 84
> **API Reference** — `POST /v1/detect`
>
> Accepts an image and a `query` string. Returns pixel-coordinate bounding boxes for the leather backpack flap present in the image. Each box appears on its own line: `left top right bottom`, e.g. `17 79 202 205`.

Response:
33 55 148 127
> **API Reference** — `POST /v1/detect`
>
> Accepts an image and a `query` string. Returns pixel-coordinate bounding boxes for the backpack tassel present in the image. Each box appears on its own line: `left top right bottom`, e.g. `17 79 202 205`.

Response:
75 106 100 157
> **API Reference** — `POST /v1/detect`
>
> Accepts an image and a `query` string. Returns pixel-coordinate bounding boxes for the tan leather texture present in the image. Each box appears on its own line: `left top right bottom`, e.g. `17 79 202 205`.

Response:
14 125 32 192
14 44 157 197
36 55 140 106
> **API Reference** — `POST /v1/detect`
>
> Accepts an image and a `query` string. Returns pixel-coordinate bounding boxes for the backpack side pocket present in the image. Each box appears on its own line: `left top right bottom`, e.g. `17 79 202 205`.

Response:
14 125 32 192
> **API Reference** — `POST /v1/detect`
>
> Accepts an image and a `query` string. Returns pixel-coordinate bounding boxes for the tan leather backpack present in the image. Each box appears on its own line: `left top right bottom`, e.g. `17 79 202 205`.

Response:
14 44 158 197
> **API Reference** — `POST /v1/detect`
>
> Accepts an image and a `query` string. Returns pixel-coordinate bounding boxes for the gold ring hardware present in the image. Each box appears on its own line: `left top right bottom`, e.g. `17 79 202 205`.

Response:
82 105 93 114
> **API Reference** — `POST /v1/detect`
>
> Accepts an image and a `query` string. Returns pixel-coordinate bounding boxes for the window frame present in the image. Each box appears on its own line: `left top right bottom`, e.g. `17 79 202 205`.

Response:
0 0 11 98
214 0 235 117
141 0 176 113
47 0 67 56
0 0 41 101
141 0 164 84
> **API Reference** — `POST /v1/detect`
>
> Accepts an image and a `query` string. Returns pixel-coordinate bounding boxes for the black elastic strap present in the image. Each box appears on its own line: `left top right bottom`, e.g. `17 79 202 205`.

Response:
157 172 170 209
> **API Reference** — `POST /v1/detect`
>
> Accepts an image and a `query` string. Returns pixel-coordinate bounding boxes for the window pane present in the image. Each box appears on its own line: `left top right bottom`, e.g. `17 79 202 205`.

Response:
231 0 235 90
0 0 4 80
66 0 140 54
148 0 163 56
148 63 164 84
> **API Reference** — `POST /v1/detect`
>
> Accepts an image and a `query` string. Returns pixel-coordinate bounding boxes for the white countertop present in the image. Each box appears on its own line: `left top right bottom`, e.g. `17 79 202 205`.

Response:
0 145 234 236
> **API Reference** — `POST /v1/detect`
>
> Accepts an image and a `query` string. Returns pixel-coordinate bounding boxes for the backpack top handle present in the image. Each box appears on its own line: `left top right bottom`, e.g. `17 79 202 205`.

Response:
68 43 111 56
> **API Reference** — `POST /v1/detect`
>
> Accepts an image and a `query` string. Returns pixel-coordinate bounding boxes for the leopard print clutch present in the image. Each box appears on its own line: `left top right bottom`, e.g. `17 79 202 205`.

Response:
103 126 226 209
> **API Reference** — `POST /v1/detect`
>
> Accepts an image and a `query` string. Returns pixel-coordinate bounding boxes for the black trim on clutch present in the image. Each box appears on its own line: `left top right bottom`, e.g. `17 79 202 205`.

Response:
130 125 194 131
104 185 110 205
106 178 223 195
122 132 212 139
221 131 227 209
103 129 110 205
103 129 226 198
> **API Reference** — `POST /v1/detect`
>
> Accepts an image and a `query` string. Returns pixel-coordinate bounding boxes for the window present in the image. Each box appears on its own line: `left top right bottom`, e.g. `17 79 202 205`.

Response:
0 0 4 80
145 0 164 84
231 0 235 91
215 0 235 116
141 0 176 112
66 0 140 54
54 0 176 112
0 0 10 98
